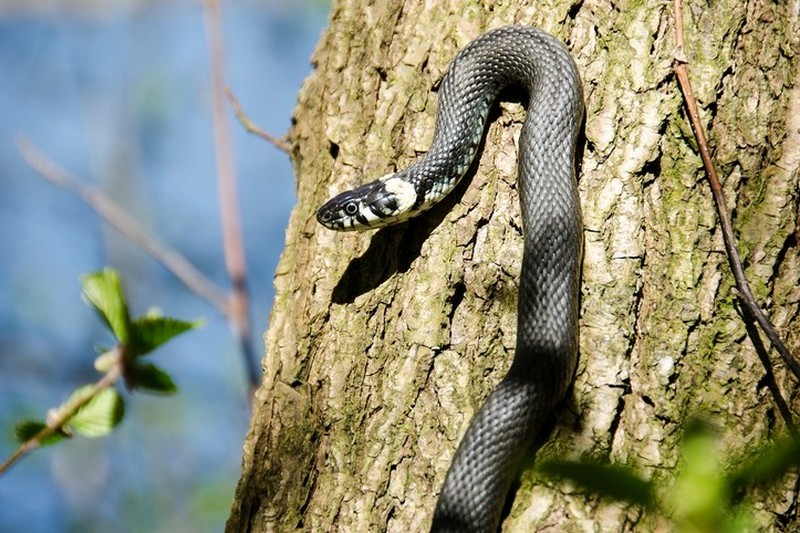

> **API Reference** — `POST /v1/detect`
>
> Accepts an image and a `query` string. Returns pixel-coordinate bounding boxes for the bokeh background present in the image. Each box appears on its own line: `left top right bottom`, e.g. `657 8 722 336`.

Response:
0 1 329 530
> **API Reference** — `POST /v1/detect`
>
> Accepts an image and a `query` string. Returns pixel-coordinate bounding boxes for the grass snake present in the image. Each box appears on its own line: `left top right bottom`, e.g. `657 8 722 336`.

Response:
316 25 584 532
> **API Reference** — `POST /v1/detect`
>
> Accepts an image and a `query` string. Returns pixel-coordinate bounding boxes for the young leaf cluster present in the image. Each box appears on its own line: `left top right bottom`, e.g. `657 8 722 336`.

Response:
1 268 201 476
81 268 199 394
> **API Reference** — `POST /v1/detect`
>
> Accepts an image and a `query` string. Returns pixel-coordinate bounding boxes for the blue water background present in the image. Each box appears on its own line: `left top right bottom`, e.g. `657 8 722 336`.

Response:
0 1 328 530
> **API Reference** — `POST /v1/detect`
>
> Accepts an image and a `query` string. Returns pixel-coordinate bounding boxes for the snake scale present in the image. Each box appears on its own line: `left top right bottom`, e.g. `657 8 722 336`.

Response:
316 25 584 531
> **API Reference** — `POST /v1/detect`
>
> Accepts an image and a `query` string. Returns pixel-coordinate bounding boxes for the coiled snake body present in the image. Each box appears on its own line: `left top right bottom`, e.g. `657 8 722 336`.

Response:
317 26 584 532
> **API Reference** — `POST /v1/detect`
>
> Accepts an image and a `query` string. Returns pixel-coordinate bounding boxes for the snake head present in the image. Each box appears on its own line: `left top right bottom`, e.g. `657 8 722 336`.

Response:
316 173 418 231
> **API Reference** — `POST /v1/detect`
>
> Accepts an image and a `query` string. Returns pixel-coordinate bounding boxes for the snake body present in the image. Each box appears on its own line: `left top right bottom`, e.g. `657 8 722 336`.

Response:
317 26 583 532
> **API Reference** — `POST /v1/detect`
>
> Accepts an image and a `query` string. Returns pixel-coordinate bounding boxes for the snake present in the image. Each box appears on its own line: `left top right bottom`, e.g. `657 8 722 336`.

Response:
316 25 584 532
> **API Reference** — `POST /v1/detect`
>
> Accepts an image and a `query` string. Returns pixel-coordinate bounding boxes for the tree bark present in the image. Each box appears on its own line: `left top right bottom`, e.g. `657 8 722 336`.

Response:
227 0 800 531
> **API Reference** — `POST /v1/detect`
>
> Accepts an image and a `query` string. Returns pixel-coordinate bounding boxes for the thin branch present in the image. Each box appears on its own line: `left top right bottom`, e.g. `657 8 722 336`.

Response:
743 317 796 432
225 86 291 153
0 348 122 477
18 137 230 314
672 0 800 380
202 0 260 395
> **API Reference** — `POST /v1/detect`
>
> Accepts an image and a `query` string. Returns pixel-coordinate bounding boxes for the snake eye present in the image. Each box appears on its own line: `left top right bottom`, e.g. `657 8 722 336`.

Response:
344 202 359 215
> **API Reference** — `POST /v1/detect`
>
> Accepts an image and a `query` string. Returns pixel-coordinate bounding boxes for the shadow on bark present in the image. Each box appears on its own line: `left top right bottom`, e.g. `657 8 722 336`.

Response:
330 88 554 304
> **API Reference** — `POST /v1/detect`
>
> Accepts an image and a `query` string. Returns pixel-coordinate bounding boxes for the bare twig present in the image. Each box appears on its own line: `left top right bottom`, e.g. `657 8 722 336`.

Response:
18 137 230 314
225 86 291 153
202 0 260 396
744 318 796 431
672 0 800 380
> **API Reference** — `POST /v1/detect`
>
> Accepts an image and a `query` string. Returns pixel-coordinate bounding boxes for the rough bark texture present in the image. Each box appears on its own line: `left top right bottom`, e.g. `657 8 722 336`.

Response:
228 0 800 531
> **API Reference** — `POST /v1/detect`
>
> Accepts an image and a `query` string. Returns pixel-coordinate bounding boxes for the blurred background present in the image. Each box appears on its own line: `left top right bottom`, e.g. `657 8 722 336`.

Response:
0 0 329 530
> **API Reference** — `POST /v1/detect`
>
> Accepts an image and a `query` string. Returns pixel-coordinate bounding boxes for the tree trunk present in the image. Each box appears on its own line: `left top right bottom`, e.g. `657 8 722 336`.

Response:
227 0 800 531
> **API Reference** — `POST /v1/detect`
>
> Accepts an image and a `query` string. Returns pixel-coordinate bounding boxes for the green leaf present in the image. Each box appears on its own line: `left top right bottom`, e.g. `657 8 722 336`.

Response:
129 363 178 395
671 419 729 531
538 458 654 508
14 419 67 447
81 269 131 344
129 315 202 358
67 388 125 438
14 419 46 442
729 436 800 490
